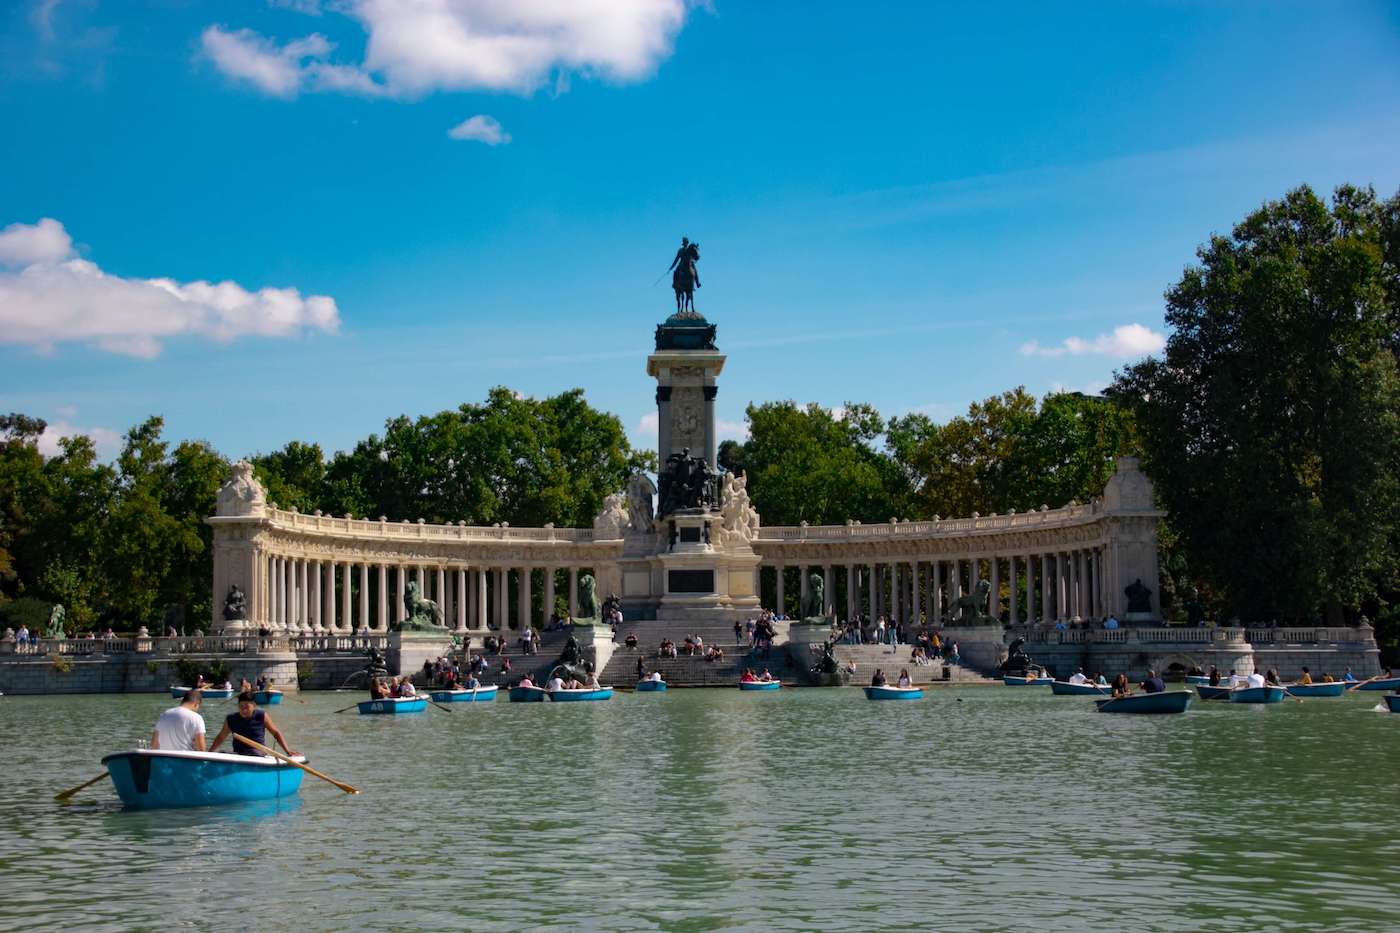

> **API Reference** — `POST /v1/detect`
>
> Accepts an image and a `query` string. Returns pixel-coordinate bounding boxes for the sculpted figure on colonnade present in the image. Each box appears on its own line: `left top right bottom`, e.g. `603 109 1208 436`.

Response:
803 573 826 621
222 585 247 621
593 492 630 539
215 459 266 517
626 472 657 534
717 471 759 545
396 581 445 632
1124 578 1153 614
954 579 992 625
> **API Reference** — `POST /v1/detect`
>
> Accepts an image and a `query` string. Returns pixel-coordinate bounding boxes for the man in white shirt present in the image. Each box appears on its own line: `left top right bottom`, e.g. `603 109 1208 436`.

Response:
152 690 206 752
1246 670 1266 688
546 675 565 692
648 671 662 682
1068 669 1088 685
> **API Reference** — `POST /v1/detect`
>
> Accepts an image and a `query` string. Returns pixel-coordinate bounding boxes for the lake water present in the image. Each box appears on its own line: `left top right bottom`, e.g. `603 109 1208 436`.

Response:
2 687 1397 931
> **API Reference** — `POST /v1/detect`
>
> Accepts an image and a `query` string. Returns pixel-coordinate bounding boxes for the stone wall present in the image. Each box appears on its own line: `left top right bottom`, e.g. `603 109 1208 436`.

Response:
0 654 301 696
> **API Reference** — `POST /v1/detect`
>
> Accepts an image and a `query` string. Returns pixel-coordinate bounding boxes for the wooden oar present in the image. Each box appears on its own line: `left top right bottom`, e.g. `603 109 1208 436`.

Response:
428 697 453 713
1345 674 1383 692
332 702 362 714
54 772 109 802
1280 687 1304 704
232 733 358 794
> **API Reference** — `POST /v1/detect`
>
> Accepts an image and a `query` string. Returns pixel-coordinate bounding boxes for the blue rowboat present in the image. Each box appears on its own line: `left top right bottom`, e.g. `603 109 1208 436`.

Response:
1196 684 1233 701
1185 675 1211 685
1095 691 1192 714
357 697 427 714
252 690 283 705
739 680 782 691
1354 677 1400 691
1229 685 1285 704
169 686 234 699
1003 675 1053 686
1285 682 1346 698
864 685 923 700
1051 681 1109 696
429 685 498 703
100 749 305 809
635 680 667 693
547 687 613 702
1383 694 1400 713
508 685 547 703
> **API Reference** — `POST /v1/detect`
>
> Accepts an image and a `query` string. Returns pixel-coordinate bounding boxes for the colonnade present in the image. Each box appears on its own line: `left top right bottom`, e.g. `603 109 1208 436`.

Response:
253 556 593 634
762 547 1107 626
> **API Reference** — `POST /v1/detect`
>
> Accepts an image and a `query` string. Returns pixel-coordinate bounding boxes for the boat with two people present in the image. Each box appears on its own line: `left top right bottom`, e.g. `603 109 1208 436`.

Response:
739 668 782 691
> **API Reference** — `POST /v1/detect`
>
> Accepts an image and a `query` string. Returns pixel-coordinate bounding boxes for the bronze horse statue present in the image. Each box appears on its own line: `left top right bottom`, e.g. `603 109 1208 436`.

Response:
670 238 700 314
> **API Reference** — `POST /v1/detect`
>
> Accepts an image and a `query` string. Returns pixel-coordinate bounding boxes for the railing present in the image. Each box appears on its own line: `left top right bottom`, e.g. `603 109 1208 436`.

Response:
1 633 389 657
259 509 599 544
1244 627 1372 646
758 502 1103 543
1014 626 1248 646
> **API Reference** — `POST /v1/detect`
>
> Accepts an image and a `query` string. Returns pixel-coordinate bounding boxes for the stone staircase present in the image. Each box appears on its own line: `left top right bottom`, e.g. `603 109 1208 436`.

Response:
827 643 997 686
600 644 794 686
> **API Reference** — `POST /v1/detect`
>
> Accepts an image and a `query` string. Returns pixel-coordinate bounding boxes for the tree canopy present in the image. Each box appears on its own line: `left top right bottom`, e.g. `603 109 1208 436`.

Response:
1115 184 1400 623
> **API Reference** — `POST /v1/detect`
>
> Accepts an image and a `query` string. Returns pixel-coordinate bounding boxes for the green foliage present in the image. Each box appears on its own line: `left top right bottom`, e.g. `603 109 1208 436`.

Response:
175 658 203 687
49 652 72 674
0 597 52 632
297 661 314 689
733 401 907 525
1116 184 1400 622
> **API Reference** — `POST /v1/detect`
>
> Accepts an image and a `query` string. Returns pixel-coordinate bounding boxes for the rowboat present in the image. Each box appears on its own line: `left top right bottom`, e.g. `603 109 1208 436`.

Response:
169 686 234 699
1353 677 1400 691
508 685 547 703
1229 685 1285 704
429 685 498 703
100 748 305 809
1184 675 1211 686
252 690 283 705
547 687 613 702
1195 684 1233 701
1050 681 1109 696
635 680 668 692
1383 694 1400 713
1003 675 1053 686
357 697 427 714
864 685 923 700
1285 682 1346 698
1095 691 1192 714
739 680 782 691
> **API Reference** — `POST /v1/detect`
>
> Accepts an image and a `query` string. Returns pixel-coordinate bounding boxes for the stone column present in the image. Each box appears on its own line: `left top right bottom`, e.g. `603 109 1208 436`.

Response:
823 565 834 618
496 568 508 630
845 565 856 622
1055 552 1067 620
799 567 809 616
322 559 334 632
932 561 943 624
340 561 351 632
703 385 719 466
866 564 876 621
892 563 902 625
989 557 1000 623
1090 549 1102 619
1040 554 1052 624
476 568 488 630
358 563 369 632
970 557 981 594
1009 556 1019 624
542 567 555 629
775 565 786 615
1024 554 1034 623
270 557 280 629
395 565 406 627
459 565 470 633
1078 551 1090 621
518 566 531 632
377 563 388 630
568 567 579 620
299 559 310 631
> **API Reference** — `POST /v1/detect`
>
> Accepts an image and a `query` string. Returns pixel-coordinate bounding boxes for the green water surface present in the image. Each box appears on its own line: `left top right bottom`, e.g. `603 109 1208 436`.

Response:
1 687 1397 931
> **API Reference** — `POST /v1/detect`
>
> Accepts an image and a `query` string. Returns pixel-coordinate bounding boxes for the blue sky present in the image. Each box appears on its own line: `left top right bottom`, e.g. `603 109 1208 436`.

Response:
2 0 1399 461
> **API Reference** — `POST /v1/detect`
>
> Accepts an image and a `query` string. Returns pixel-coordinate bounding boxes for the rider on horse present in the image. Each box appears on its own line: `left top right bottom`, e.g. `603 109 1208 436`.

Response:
670 237 701 312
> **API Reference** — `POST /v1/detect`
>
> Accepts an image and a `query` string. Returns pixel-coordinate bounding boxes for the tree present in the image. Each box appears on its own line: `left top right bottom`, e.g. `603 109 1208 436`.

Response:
1116 184 1400 623
731 401 906 525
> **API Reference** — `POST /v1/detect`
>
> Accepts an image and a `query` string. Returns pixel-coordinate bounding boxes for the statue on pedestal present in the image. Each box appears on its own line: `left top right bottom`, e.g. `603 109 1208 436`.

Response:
669 237 701 315
657 448 716 516
45 604 66 640
222 585 247 622
1125 578 1153 614
803 573 826 621
577 573 600 622
395 581 445 632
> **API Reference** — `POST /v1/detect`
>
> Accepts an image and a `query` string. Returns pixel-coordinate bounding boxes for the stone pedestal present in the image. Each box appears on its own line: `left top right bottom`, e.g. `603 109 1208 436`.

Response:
387 629 455 678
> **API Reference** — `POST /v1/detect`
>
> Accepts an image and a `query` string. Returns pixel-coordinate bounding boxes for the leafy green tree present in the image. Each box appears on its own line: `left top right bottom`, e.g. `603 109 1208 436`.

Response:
1116 184 1400 623
733 401 905 525
252 441 327 513
104 418 182 628
163 440 229 626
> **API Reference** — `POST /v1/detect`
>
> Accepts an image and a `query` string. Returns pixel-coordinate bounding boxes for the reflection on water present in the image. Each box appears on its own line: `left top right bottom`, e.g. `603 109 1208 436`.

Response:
2 688 1398 931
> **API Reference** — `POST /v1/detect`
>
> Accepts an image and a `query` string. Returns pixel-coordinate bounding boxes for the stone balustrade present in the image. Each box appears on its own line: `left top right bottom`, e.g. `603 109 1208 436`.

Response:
1 633 389 657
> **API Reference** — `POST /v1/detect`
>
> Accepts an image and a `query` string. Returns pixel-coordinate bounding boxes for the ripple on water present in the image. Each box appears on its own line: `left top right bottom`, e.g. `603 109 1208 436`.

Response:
2 687 1399 931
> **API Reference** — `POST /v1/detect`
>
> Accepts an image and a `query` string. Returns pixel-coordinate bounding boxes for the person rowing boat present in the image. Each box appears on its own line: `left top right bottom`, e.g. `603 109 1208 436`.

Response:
209 692 297 758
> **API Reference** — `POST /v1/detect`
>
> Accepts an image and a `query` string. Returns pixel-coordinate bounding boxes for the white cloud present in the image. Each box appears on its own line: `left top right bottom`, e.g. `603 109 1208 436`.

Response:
268 0 323 14
0 218 340 359
448 114 509 145
1020 323 1165 359
0 217 73 266
37 418 123 460
201 0 691 99
716 418 749 443
636 412 659 436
